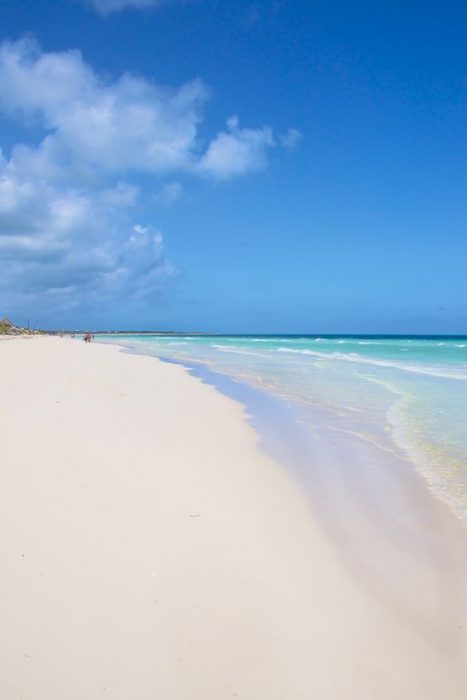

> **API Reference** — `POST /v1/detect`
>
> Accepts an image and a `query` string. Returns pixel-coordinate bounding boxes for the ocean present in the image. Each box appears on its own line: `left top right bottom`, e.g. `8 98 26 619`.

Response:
95 334 467 524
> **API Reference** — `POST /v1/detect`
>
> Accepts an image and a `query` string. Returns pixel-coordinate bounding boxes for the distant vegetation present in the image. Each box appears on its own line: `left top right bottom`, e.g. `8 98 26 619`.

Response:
0 317 44 335
0 318 13 334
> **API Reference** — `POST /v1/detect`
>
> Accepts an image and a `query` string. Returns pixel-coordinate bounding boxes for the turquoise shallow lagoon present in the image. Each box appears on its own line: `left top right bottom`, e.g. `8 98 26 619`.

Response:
95 334 467 525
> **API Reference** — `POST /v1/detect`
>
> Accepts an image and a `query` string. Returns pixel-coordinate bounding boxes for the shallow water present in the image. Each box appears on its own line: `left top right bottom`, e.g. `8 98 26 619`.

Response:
95 334 467 524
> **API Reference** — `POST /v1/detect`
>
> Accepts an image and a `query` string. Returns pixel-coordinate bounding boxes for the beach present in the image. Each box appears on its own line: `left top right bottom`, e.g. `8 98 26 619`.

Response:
1 336 467 699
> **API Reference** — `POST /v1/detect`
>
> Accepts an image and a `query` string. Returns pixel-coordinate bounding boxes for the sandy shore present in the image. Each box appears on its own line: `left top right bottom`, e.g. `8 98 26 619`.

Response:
1 336 466 699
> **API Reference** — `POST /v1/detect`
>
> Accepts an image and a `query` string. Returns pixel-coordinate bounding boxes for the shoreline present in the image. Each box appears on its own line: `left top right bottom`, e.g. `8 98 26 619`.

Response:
111 335 467 530
117 339 467 638
95 332 467 527
1 336 467 698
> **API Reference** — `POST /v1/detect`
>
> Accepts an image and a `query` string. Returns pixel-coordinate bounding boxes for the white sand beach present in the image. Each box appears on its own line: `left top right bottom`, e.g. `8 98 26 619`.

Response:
1 336 467 699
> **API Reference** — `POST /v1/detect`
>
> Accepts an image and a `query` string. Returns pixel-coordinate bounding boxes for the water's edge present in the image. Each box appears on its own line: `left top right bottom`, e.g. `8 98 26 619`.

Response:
113 341 466 537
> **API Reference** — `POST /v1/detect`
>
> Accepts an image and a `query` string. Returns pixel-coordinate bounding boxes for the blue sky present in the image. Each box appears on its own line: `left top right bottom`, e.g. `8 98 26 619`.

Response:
0 0 466 333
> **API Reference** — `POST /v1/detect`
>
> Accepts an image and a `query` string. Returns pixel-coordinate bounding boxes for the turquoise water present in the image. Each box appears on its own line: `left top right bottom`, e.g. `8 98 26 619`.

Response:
95 334 467 523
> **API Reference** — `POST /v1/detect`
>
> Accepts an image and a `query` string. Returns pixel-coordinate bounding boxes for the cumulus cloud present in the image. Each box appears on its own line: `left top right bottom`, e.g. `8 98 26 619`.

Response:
0 154 173 314
0 38 294 319
0 38 208 179
0 38 278 182
198 115 275 180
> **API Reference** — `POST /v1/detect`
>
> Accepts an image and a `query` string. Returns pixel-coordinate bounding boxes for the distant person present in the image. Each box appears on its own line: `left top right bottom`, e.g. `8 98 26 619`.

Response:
83 333 92 343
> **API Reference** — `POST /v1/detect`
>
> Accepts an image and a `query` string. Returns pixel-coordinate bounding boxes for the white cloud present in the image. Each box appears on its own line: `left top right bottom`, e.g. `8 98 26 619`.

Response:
86 0 169 15
0 38 294 318
280 128 303 151
0 154 173 312
0 40 282 179
0 38 208 179
198 115 275 180
0 39 280 183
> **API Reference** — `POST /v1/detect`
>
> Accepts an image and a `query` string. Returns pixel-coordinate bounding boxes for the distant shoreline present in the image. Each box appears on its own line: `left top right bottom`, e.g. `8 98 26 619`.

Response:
55 330 467 339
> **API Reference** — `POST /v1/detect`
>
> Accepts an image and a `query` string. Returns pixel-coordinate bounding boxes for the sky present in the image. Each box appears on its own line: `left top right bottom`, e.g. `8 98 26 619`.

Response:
0 0 466 333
